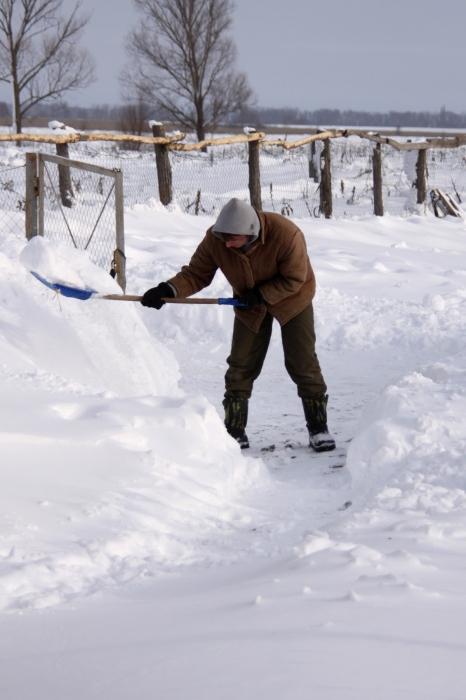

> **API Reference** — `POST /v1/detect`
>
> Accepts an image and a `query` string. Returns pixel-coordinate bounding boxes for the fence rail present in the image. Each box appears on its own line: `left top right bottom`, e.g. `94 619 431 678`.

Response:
0 125 465 239
2 127 465 150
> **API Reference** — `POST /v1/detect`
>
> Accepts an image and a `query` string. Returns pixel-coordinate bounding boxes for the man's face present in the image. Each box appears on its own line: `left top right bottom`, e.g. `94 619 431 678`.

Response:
223 233 249 249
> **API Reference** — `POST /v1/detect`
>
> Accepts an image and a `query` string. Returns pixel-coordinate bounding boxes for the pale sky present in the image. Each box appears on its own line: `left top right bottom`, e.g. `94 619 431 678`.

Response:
2 0 466 113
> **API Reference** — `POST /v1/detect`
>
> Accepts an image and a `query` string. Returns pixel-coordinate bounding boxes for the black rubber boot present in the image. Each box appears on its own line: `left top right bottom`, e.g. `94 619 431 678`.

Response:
302 395 336 452
223 396 249 449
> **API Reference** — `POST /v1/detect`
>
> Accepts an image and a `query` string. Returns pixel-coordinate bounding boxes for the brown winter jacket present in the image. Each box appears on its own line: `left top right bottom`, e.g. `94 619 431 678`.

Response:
168 211 316 333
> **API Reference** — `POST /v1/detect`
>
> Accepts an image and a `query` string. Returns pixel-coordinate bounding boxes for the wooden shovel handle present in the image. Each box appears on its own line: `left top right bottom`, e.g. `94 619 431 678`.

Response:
102 294 219 304
102 294 143 301
163 297 219 304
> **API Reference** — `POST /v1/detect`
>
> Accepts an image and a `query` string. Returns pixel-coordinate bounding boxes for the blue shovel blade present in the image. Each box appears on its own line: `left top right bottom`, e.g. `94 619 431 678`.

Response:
30 271 97 300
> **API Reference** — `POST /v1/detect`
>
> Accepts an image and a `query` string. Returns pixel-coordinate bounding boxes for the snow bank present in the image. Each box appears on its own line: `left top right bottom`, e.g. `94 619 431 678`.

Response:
318 286 466 354
284 352 466 627
13 236 180 396
0 232 268 612
0 391 265 612
347 355 466 514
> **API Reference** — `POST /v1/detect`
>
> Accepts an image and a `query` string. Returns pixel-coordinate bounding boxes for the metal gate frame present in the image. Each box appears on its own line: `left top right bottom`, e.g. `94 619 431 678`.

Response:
25 152 126 290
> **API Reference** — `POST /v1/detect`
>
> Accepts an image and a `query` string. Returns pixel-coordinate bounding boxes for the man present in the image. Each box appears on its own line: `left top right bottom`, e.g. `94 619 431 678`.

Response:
141 198 335 453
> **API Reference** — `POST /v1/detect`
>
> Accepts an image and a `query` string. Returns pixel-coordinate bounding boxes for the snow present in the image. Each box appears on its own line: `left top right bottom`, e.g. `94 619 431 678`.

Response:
20 236 118 290
1 196 466 697
47 121 78 134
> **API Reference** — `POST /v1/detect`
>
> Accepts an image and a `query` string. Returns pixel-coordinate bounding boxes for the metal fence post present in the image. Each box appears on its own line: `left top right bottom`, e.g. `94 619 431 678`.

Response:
114 169 126 291
25 152 39 239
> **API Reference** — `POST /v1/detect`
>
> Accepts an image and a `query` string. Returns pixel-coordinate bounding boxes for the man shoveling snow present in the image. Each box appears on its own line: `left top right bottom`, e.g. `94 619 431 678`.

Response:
141 198 335 453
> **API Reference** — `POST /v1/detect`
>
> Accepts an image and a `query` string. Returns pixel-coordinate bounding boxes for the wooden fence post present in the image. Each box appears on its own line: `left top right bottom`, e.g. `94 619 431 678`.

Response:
308 141 320 182
151 122 173 206
49 122 74 207
416 149 428 204
319 139 333 218
56 141 74 208
248 138 262 210
372 143 384 216
25 152 39 239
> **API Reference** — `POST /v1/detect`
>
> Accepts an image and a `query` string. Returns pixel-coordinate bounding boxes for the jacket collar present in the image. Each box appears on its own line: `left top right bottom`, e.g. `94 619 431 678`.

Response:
257 210 267 244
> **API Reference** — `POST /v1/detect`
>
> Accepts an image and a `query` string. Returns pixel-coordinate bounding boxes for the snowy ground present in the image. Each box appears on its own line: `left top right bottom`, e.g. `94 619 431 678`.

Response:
1 204 466 698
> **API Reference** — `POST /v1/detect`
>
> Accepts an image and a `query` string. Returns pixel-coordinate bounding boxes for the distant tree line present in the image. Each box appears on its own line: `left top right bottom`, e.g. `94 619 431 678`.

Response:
1 99 466 131
2 100 122 121
234 105 466 129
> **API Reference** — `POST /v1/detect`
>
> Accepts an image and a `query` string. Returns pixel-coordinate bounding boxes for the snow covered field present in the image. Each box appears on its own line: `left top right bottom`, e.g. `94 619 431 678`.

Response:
1 198 466 698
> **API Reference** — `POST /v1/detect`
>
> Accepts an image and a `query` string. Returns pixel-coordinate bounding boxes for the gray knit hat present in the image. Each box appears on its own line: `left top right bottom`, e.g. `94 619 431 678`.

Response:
212 198 260 239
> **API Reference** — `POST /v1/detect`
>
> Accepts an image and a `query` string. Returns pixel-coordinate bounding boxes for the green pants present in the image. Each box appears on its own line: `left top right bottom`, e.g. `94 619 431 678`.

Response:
225 304 327 400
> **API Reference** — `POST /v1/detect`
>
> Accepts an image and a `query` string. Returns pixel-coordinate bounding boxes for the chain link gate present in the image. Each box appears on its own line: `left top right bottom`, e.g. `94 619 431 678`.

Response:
25 152 126 290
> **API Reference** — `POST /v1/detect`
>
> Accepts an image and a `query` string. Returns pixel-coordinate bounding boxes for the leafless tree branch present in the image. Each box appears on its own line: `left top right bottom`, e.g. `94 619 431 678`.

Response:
121 0 253 142
0 0 95 132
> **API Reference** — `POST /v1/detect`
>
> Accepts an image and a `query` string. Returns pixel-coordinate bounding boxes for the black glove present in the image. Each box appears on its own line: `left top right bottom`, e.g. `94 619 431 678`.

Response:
141 282 175 309
235 286 264 309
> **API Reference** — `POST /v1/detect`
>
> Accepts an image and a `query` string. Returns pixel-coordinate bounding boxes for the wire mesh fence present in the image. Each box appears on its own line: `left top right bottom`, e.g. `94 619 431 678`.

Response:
0 161 26 236
38 154 122 275
260 141 465 218
0 136 465 253
428 147 466 204
171 146 249 215
60 137 465 220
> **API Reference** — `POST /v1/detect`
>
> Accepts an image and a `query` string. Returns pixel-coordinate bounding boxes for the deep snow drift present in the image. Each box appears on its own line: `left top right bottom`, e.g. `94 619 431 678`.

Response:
1 205 466 699
0 233 267 612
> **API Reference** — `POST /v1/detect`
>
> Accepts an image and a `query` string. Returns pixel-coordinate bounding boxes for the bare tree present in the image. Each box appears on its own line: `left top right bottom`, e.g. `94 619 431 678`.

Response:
122 0 252 142
0 0 95 133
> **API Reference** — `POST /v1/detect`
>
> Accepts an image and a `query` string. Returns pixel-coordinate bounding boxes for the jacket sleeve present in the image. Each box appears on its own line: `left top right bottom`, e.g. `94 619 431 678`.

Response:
167 235 218 297
258 228 312 306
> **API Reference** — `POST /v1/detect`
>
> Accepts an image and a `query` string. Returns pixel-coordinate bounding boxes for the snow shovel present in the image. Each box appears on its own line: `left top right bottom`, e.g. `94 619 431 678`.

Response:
30 271 248 307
